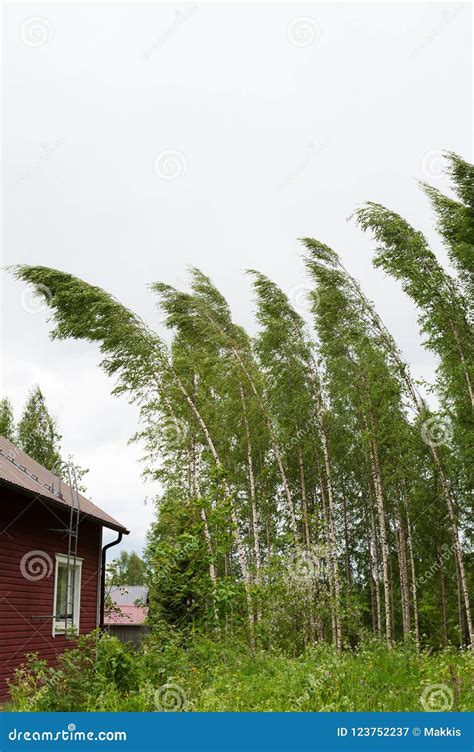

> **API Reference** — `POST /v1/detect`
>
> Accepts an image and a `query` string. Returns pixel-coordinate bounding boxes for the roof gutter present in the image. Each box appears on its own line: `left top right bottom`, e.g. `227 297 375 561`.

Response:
100 531 123 630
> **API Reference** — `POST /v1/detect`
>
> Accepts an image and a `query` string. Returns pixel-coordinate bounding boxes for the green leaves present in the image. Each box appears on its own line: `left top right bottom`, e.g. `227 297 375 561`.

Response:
16 385 62 471
12 265 166 400
11 154 473 650
107 551 146 586
0 397 15 441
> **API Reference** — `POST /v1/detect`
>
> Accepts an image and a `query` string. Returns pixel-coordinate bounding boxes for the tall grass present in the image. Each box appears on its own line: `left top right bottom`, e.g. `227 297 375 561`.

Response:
8 630 473 712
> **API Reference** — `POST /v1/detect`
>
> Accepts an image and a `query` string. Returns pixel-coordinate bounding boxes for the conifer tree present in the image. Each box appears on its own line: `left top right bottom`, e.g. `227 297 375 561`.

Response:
17 386 62 470
0 398 15 441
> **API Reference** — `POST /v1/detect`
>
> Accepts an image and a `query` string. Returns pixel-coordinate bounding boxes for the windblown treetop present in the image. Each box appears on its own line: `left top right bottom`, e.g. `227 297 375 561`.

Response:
12 151 473 651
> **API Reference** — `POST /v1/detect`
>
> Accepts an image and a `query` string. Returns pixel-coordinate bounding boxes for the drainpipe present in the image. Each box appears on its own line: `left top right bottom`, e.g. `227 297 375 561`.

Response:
100 531 123 630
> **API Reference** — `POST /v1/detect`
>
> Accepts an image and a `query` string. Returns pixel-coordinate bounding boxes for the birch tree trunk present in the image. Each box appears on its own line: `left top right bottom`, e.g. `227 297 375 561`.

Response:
239 384 262 582
169 368 255 647
193 469 217 587
370 506 382 639
313 380 342 651
339 267 473 647
396 520 411 638
163 391 219 598
438 551 449 648
341 482 352 589
450 321 474 409
403 501 420 649
368 436 392 648
316 458 337 645
363 498 377 635
199 310 299 544
297 446 311 549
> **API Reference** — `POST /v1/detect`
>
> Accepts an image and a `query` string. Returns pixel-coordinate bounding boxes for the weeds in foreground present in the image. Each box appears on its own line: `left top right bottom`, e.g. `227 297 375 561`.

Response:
8 630 473 712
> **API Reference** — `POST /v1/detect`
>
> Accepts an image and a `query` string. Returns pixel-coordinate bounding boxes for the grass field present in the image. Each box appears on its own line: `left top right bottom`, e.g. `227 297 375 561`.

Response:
7 632 474 712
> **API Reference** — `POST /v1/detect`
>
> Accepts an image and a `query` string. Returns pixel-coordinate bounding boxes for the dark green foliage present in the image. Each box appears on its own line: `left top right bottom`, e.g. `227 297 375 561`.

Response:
8 631 143 712
0 398 15 440
16 386 62 471
10 152 473 663
8 631 474 712
146 496 215 627
107 551 147 587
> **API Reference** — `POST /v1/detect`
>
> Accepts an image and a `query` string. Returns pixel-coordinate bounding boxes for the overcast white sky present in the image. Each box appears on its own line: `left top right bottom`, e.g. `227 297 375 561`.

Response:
1 2 472 554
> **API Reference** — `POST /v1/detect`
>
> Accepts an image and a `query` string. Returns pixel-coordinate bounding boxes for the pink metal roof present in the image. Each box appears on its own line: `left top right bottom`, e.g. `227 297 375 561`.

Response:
0 435 129 534
104 604 149 626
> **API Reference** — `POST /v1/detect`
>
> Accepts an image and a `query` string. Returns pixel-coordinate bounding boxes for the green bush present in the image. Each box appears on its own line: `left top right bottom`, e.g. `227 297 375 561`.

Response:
8 631 149 712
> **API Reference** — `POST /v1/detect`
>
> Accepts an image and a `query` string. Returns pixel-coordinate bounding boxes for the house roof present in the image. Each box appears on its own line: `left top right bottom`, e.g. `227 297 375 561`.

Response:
109 585 149 605
0 435 129 534
104 604 149 626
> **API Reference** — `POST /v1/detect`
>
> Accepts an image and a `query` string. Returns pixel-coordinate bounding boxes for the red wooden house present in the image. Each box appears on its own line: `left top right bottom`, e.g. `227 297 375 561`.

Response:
0 435 129 702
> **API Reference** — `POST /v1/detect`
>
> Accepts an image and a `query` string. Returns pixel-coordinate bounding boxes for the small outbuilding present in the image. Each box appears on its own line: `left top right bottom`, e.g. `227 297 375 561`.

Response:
104 585 149 645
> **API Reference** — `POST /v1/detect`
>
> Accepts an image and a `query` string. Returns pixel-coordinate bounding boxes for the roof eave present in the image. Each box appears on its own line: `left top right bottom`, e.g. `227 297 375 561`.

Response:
0 479 130 535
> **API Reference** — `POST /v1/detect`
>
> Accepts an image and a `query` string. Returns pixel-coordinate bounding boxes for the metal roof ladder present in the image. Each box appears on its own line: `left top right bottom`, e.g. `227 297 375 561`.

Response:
52 462 81 638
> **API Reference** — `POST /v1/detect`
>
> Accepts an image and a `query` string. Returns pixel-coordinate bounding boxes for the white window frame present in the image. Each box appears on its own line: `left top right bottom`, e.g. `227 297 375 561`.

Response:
52 554 83 637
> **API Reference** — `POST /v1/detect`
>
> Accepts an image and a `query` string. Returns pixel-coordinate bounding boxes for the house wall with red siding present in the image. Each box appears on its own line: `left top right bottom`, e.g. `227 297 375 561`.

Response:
0 487 103 702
